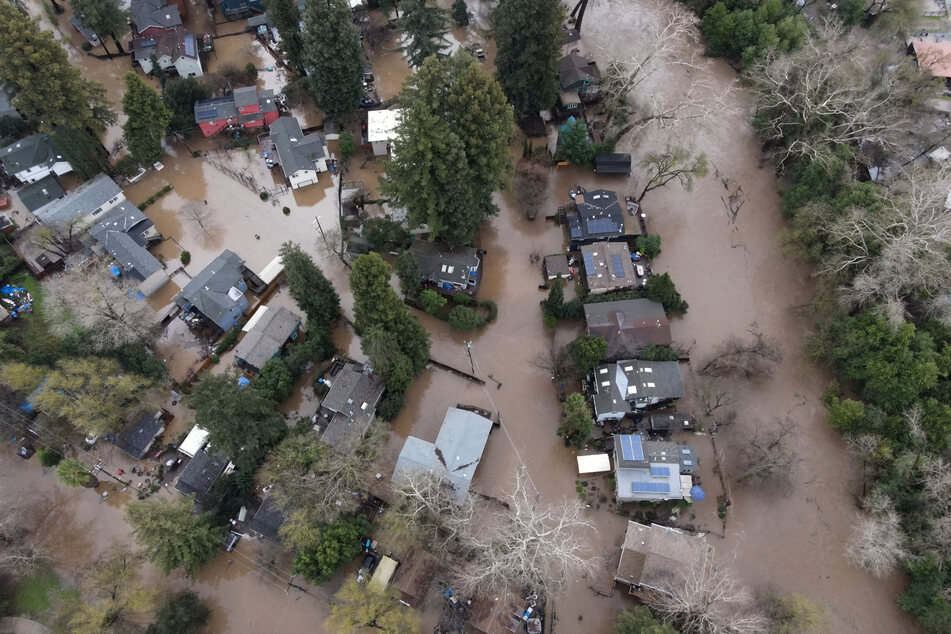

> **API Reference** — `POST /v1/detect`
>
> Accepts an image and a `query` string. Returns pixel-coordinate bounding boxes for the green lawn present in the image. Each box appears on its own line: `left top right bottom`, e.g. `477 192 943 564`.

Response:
13 564 60 615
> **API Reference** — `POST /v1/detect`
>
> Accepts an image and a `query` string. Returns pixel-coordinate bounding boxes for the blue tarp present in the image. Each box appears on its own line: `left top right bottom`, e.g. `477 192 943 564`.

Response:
689 485 706 502
20 378 48 412
237 376 251 389
109 264 121 277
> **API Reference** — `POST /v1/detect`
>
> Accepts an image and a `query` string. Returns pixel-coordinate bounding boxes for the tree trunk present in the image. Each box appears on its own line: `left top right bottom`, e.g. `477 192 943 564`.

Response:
112 34 125 54
101 38 114 59
575 0 589 33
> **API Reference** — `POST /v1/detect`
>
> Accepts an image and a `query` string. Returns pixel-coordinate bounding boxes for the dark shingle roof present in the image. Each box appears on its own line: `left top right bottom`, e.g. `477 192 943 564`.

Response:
173 249 247 324
17 175 64 212
113 409 169 459
567 189 625 244
268 117 327 177
0 133 62 175
247 493 286 540
175 450 227 500
408 240 480 286
131 0 182 33
584 298 671 357
559 53 600 89
320 363 385 451
89 202 163 281
233 306 301 370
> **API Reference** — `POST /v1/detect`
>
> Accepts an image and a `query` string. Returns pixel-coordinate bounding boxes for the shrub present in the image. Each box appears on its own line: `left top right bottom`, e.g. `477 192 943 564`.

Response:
452 293 471 305
259 191 269 200
644 273 688 314
215 327 241 354
338 131 356 162
420 289 447 314
543 314 557 329
481 300 498 322
179 250 191 266
37 448 62 467
377 391 406 421
81 41 92 51
638 344 679 361
210 353 219 364
451 0 469 26
635 234 662 259
282 206 291 215
362 217 410 252
255 358 294 402
448 305 486 330
245 62 258 79
113 155 140 178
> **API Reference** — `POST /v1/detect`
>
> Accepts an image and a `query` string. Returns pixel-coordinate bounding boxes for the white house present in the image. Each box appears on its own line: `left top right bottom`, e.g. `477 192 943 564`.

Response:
132 31 203 78
367 109 400 156
34 172 126 230
265 116 329 189
0 134 73 184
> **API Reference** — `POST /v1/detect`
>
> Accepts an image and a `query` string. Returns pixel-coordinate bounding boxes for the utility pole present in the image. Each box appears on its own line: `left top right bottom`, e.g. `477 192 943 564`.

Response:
464 340 475 375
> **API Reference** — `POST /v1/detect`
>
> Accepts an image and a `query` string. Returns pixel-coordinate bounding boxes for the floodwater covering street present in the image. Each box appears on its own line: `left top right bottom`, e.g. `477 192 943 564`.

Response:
2 0 919 631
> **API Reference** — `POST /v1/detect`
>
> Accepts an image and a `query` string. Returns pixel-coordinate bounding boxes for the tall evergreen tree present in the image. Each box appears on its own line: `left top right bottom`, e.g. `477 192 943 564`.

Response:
122 72 171 164
302 0 363 120
162 77 210 133
265 0 304 68
70 0 129 56
493 0 565 115
279 241 340 326
0 3 115 135
50 126 110 180
382 53 514 247
397 0 449 67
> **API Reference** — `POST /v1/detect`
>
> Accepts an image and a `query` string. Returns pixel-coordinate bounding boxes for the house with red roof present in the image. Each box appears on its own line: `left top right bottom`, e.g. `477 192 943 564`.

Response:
193 87 280 137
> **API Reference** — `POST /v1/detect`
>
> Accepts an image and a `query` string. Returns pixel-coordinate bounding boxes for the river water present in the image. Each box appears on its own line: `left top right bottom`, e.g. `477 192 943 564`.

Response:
5 0 917 631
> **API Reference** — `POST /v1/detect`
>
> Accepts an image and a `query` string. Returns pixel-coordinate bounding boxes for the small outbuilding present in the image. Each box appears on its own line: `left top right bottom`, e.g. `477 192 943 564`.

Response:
577 453 612 474
594 153 632 176
234 305 302 373
543 254 572 281
247 491 287 542
175 449 229 501
177 425 210 457
113 408 172 460
366 109 400 156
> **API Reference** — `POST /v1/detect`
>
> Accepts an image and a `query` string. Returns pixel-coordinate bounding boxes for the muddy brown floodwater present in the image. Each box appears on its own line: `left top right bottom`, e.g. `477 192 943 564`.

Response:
6 0 918 631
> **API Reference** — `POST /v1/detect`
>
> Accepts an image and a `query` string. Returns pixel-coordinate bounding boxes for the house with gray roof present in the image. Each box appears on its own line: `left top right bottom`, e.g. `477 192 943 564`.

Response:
247 492 286 541
613 434 695 503
392 407 494 501
175 448 228 502
0 133 72 184
194 87 279 137
590 360 684 423
173 249 250 332
558 53 600 101
89 202 168 296
132 30 202 78
316 361 384 452
408 240 482 295
615 521 713 596
566 189 626 249
584 298 671 359
16 175 64 214
113 408 172 460
131 0 182 35
34 172 125 229
234 305 302 372
263 116 328 189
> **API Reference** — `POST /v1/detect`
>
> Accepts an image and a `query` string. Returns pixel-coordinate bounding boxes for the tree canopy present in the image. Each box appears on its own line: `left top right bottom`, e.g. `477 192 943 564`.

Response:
382 53 514 247
326 579 422 633
187 370 287 459
0 2 115 135
492 0 565 115
559 392 594 449
146 590 212 634
280 241 341 326
396 0 449 67
122 72 171 164
125 496 222 577
70 0 128 55
292 516 369 583
162 77 210 133
302 0 364 119
265 0 303 67
701 0 806 66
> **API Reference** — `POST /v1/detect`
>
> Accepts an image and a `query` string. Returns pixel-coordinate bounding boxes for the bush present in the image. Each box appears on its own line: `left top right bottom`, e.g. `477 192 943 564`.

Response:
451 293 471 305
481 300 498 322
292 516 370 584
451 0 469 26
644 273 688 314
560 298 584 320
255 358 294 402
362 217 410 252
179 250 191 266
215 327 241 354
37 447 62 467
113 155 140 178
377 390 406 421
210 353 219 364
635 234 662 259
282 206 291 215
557 119 596 166
638 344 679 361
420 289 447 314
259 191 269 200
448 305 486 331
245 62 258 79
339 131 356 162
81 41 92 51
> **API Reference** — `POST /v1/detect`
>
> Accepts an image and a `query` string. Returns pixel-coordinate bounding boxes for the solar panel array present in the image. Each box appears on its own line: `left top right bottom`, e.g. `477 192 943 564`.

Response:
582 252 595 273
650 465 671 477
619 435 645 461
632 481 670 493
196 108 218 120
569 226 581 239
184 34 196 57
611 254 624 278
586 218 618 235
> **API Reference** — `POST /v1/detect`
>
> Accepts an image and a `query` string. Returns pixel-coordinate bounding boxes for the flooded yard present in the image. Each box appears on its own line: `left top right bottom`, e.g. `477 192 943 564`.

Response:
3 0 918 631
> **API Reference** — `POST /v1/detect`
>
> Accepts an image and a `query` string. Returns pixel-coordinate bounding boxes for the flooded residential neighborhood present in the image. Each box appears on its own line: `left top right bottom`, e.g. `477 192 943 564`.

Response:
0 0 945 631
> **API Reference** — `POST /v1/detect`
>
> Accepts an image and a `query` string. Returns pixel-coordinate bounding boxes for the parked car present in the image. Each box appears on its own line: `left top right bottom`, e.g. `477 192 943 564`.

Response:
356 551 379 583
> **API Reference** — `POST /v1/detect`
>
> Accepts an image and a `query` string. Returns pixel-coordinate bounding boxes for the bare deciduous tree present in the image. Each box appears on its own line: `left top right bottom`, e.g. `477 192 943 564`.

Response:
43 262 159 352
699 332 782 380
514 160 549 219
747 20 927 169
452 468 597 599
382 468 472 552
845 492 908 578
599 3 732 143
732 417 798 492
28 218 84 258
635 147 708 203
646 559 768 634
691 374 737 420
532 342 572 382
846 433 885 498
181 199 214 237
823 167 951 323
0 489 44 577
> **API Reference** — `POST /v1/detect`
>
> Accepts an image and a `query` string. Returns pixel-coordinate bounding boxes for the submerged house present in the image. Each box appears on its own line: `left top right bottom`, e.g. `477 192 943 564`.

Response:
113 409 172 460
584 298 671 359
89 202 168 296
613 434 696 503
194 87 279 137
175 448 229 502
566 189 626 248
0 133 72 184
173 249 250 332
559 52 601 101
408 240 482 295
316 361 385 452
589 360 684 422
263 116 329 189
615 521 713 597
392 407 494 501
247 491 287 542
233 305 302 373
580 241 642 294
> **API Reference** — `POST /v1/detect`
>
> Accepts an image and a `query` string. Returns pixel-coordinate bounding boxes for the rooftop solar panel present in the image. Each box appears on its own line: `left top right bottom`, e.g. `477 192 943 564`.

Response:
569 226 581 239
184 33 196 57
630 435 644 461
632 481 670 493
582 252 595 273
619 435 645 462
611 254 624 278
196 108 217 120
650 465 671 476
586 218 617 235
